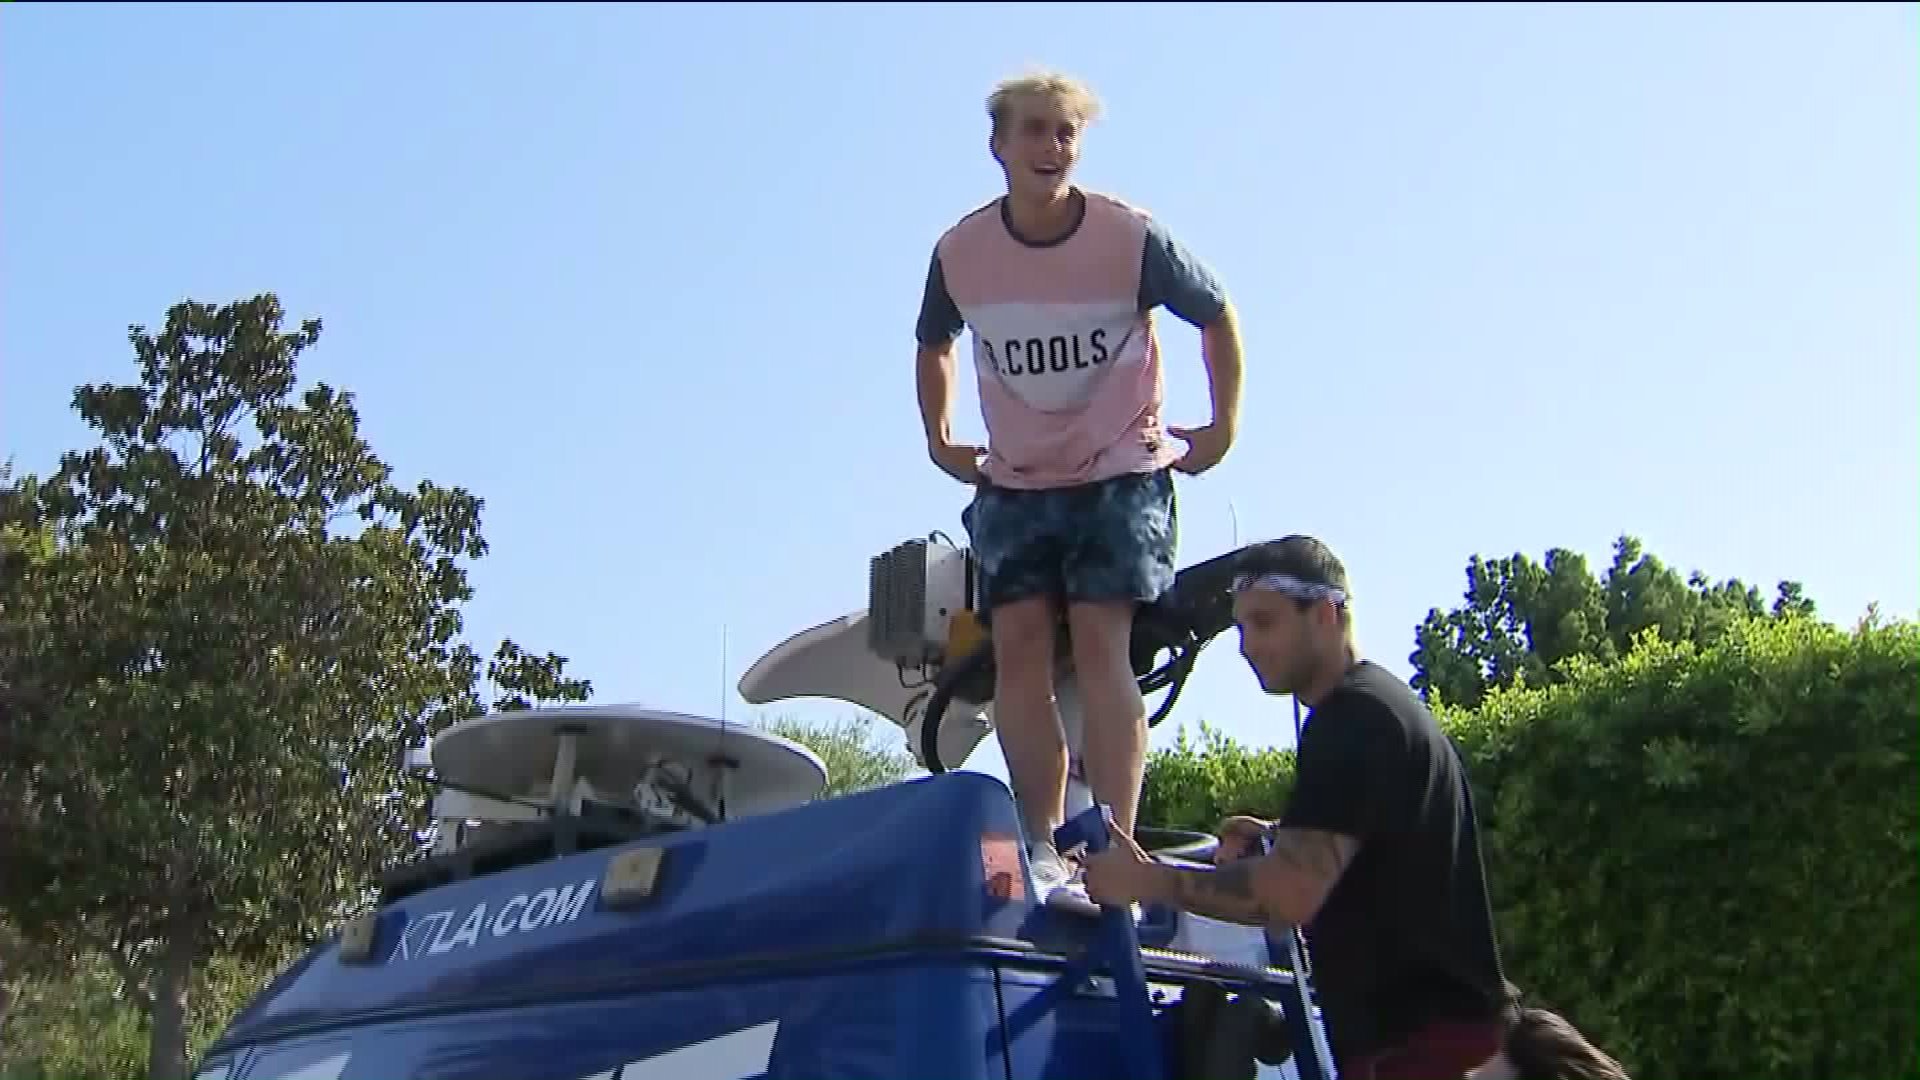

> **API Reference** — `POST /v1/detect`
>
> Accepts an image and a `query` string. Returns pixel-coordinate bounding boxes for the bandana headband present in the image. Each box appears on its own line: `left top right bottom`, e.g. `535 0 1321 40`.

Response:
1231 571 1348 606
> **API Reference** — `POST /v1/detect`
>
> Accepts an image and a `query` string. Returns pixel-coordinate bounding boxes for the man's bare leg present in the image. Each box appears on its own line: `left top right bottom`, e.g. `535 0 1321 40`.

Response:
988 594 1068 848
1066 599 1147 839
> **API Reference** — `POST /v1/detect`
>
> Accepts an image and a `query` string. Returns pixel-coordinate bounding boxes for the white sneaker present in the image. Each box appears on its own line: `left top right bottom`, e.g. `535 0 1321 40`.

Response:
1031 847 1143 922
1028 843 1077 898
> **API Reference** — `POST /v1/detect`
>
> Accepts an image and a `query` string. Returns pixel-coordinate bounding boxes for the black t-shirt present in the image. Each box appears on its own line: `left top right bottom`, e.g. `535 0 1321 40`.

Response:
1277 660 1507 1060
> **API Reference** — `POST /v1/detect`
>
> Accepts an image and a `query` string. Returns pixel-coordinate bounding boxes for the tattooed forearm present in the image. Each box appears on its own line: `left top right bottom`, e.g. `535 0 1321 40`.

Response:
1152 827 1360 930
1167 860 1272 927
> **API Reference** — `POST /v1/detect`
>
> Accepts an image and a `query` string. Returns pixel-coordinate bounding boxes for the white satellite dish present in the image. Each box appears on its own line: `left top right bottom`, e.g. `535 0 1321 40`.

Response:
420 705 828 855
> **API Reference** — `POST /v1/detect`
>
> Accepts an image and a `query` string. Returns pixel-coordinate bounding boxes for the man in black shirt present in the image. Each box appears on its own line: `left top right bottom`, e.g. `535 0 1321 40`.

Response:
1083 535 1510 1079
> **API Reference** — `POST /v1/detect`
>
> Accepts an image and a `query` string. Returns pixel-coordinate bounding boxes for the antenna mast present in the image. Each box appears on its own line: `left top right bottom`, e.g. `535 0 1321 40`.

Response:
715 622 734 820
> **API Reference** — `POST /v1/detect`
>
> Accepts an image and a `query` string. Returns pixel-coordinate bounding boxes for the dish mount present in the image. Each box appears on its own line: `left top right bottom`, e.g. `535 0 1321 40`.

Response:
404 705 831 856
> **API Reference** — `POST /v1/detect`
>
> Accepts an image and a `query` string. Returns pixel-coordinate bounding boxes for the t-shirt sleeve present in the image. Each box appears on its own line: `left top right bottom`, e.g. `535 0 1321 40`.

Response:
916 249 965 347
1137 217 1228 328
1278 695 1408 840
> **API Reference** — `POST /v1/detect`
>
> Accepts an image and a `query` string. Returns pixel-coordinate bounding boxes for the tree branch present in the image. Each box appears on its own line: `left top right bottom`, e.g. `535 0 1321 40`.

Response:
78 928 154 1012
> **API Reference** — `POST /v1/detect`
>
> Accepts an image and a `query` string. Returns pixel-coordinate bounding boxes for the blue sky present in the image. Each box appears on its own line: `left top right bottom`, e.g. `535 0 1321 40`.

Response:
4 2 1914 789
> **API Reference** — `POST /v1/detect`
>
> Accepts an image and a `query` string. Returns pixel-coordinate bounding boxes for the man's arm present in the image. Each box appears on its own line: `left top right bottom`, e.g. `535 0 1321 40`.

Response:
1139 219 1242 434
917 340 959 445
915 250 965 445
1150 694 1403 930
1199 300 1244 437
1143 827 1358 929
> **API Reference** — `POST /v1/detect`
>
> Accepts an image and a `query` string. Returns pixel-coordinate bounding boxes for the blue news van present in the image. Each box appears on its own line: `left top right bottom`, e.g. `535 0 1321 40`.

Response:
195 538 1338 1080
195 771 1327 1080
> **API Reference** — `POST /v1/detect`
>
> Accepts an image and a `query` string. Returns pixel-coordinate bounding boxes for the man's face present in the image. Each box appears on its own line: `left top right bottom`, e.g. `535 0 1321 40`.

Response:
1233 588 1320 696
992 93 1082 200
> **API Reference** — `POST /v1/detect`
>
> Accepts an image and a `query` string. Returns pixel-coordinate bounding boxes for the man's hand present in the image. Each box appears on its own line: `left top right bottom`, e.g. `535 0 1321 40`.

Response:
1213 815 1273 866
1169 422 1234 476
1082 817 1159 907
928 437 986 485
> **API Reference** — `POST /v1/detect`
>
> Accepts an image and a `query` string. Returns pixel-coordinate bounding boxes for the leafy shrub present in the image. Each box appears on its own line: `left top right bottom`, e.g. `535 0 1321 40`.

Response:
1141 720 1297 833
1443 613 1918 1080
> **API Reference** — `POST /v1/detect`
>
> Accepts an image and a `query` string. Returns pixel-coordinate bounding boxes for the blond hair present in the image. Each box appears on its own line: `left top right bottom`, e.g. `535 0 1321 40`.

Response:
986 69 1102 137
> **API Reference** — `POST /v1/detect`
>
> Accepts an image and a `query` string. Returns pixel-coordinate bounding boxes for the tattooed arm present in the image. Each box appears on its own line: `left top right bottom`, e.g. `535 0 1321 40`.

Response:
1126 691 1396 928
1142 827 1360 929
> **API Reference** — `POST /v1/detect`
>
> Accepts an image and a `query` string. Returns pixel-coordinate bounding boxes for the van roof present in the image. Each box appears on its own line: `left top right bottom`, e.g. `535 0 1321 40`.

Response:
218 772 1273 1053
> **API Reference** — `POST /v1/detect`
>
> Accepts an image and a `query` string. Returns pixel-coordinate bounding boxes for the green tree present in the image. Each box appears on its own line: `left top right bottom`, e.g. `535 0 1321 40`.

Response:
1410 535 1816 709
0 919 295 1080
0 295 589 1080
759 711 917 797
0 935 147 1080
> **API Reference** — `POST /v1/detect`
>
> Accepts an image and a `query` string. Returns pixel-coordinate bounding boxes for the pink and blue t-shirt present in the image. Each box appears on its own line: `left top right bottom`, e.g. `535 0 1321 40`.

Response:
916 190 1228 491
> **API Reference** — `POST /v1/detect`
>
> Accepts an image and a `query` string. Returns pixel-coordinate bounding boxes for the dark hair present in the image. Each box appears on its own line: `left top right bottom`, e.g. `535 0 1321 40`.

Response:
1233 535 1350 595
1499 989 1631 1080
1232 535 1353 626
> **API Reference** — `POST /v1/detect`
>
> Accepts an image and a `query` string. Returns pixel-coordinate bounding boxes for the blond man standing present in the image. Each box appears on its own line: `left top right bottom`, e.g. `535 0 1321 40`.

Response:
914 70 1245 896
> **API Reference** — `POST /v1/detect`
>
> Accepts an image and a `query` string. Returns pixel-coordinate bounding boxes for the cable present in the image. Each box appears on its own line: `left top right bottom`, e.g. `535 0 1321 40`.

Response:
918 623 1215 773
920 640 991 772
917 541 1253 773
1145 642 1201 728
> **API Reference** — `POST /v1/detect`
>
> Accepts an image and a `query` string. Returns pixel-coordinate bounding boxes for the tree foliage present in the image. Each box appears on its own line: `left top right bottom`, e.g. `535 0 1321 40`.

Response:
1410 535 1816 709
759 711 917 797
0 295 590 1079
1139 721 1297 834
1441 613 1917 1080
0 920 290 1080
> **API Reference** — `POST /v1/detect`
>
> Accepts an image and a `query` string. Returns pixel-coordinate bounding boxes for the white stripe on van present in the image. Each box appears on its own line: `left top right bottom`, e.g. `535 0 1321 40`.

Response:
614 1020 779 1080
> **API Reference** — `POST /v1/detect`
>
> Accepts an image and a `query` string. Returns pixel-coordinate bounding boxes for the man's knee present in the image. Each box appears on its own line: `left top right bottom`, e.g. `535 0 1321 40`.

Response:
990 595 1058 691
1064 600 1136 676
